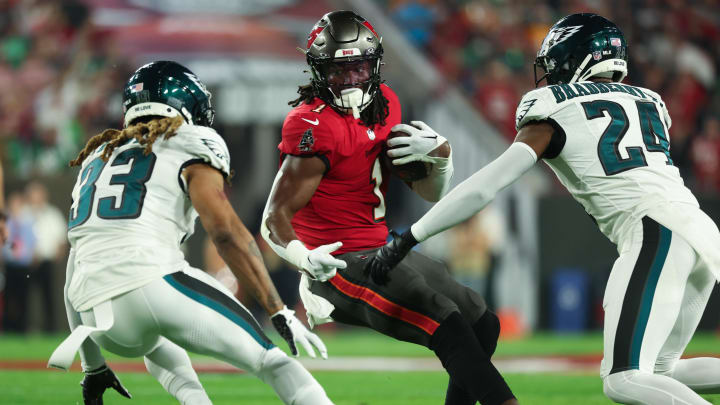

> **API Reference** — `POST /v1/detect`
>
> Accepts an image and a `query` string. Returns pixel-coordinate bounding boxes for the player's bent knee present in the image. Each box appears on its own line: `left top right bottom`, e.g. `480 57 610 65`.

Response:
653 357 678 376
603 371 631 403
473 310 501 356
603 370 647 404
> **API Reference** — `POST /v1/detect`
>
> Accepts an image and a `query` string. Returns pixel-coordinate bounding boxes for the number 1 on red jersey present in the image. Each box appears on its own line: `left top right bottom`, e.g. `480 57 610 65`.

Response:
371 157 386 222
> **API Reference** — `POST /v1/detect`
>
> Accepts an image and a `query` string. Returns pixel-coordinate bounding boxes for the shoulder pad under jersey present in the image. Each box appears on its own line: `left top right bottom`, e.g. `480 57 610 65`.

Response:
171 124 231 178
515 86 564 130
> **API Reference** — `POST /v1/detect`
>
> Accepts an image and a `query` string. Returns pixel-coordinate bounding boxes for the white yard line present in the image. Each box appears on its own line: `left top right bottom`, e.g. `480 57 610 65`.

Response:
187 356 600 374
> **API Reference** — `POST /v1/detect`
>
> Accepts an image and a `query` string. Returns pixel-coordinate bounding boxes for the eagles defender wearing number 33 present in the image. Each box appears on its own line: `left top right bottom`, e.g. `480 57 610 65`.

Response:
367 13 720 405
262 10 518 405
49 61 333 405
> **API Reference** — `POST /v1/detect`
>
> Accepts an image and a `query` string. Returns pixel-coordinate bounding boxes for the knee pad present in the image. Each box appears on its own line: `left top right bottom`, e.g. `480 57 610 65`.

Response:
472 310 500 356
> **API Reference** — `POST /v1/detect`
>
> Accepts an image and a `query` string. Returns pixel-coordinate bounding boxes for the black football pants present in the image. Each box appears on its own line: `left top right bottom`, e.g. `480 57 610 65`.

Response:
309 248 487 347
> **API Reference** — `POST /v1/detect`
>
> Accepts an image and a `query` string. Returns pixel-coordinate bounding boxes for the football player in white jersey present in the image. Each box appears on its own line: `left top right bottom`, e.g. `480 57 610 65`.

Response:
49 61 333 405
366 13 720 405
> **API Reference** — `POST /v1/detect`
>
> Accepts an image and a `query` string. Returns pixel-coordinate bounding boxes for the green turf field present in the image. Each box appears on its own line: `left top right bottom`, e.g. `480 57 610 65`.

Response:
1 330 719 404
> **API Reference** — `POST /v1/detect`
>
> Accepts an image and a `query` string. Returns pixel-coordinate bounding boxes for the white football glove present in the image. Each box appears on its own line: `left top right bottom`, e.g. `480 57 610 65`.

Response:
288 240 347 282
387 121 448 165
271 306 328 359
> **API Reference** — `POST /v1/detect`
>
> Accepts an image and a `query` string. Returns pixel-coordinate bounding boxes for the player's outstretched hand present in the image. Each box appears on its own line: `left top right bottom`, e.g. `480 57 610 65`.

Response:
302 242 347 282
365 229 418 285
81 364 131 405
388 121 445 165
271 306 328 359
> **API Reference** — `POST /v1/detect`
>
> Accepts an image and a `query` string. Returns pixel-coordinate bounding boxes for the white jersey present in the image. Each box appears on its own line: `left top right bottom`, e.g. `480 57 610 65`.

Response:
67 123 231 311
516 81 720 278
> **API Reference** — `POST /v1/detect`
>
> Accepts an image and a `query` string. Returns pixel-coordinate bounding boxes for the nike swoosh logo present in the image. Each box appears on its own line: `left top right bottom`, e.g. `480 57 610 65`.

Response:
301 117 319 125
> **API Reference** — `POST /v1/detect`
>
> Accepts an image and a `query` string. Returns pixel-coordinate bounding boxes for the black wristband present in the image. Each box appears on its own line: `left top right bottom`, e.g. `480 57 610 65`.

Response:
402 229 418 245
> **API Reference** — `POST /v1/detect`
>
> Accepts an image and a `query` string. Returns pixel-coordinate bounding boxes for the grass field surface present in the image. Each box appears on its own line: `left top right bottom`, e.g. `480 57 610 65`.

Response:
1 330 719 404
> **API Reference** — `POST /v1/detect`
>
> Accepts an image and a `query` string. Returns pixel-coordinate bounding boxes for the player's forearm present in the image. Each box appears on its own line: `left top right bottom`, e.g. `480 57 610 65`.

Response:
411 149 453 202
411 142 537 242
214 228 284 315
261 208 311 271
264 209 299 248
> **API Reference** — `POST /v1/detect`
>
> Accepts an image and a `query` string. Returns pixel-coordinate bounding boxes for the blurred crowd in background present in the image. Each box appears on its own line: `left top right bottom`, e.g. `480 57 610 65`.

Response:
386 0 720 192
2 1 720 191
2 181 65 333
0 0 130 177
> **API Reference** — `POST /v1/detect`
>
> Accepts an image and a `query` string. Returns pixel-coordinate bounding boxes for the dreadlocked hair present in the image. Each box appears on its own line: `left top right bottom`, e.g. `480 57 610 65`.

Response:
288 82 390 128
70 115 185 167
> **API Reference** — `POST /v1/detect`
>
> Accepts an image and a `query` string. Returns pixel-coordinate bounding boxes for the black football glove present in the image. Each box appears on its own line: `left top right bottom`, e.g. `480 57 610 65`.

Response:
271 306 328 359
81 364 132 405
365 229 418 285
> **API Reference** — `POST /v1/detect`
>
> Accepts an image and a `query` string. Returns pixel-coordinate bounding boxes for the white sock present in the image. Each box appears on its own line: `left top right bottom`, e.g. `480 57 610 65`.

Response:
144 340 212 405
256 348 332 405
604 369 711 405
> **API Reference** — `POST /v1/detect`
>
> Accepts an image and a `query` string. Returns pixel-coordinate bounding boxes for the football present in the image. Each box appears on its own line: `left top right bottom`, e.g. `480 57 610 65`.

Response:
382 132 430 182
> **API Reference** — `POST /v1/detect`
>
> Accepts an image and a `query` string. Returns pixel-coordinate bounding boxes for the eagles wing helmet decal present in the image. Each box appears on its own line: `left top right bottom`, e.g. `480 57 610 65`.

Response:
516 98 538 126
539 25 583 56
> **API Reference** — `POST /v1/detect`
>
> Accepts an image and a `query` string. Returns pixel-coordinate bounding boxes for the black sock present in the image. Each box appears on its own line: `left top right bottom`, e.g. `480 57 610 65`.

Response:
431 312 514 405
444 310 503 405
445 378 475 405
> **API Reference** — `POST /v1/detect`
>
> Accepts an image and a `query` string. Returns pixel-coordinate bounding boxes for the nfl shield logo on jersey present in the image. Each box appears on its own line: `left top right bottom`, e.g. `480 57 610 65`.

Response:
367 129 376 140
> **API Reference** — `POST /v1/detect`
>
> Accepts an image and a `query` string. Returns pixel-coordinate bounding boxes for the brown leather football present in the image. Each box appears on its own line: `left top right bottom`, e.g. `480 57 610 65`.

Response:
382 132 430 182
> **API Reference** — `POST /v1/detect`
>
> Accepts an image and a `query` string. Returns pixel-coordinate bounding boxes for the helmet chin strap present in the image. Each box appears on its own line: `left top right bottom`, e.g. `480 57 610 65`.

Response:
569 53 593 83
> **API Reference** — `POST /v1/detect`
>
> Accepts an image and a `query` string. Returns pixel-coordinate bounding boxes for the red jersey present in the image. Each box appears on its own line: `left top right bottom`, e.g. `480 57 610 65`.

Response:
279 84 401 254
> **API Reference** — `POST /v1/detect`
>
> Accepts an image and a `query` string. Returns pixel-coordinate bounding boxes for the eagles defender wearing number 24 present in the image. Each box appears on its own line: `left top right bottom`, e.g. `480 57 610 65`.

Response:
367 13 720 405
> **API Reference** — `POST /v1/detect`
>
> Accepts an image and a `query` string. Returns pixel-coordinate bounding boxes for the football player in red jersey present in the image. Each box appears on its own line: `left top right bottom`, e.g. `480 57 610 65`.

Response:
261 11 518 405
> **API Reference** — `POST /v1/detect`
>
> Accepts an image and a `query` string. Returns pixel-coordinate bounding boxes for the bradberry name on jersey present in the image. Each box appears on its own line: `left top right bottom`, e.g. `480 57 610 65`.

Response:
549 82 649 104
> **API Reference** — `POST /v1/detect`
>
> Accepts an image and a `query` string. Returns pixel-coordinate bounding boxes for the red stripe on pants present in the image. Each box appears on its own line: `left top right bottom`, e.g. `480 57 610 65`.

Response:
329 273 440 335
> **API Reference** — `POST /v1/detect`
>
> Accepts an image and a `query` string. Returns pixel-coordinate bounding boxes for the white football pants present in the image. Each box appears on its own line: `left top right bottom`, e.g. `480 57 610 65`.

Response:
601 217 719 404
79 267 332 405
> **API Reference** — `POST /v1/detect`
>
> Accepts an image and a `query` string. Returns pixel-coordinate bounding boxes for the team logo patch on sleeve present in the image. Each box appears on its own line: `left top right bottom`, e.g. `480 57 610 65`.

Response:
201 138 229 164
299 129 315 152
516 98 538 126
